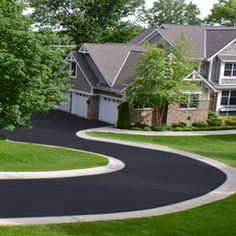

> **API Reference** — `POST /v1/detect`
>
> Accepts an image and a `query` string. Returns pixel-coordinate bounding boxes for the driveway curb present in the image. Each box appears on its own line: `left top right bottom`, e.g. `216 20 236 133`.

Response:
91 127 236 136
0 129 234 225
0 141 125 180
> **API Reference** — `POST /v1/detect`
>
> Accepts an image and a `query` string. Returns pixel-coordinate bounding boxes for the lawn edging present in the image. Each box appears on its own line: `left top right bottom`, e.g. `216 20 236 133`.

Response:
67 129 236 222
87 127 236 136
0 140 125 180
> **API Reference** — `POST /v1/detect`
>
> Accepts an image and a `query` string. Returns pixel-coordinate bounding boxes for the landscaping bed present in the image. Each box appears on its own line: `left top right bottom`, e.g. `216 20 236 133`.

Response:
128 115 236 132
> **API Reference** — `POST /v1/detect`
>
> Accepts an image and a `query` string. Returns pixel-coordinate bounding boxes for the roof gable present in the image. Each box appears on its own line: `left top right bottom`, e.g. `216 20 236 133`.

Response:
206 29 236 59
82 43 146 86
129 24 236 60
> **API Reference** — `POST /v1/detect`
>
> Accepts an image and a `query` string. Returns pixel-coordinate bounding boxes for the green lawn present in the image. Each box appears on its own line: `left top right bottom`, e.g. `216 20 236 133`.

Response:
0 140 107 171
87 132 236 168
0 133 236 235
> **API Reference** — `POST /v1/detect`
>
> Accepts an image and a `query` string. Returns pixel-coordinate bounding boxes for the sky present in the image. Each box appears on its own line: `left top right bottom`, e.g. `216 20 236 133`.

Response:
145 0 219 18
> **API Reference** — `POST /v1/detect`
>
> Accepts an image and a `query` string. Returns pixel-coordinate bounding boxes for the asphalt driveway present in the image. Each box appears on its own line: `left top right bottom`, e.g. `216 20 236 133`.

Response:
0 110 226 218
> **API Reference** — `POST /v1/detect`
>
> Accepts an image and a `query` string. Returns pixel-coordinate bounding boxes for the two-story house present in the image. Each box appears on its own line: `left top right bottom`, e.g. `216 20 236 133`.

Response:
61 24 236 125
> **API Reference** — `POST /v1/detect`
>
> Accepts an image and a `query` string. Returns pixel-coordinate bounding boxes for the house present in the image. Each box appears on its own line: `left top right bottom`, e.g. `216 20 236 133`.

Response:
60 24 236 125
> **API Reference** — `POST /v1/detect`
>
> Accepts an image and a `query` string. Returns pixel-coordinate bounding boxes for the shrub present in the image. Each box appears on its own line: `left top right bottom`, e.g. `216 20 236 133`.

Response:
0 134 6 140
224 119 236 126
172 122 187 128
173 127 192 131
143 127 152 131
151 125 168 131
208 111 218 119
134 123 149 129
192 121 208 128
117 101 131 129
130 127 143 131
207 118 223 127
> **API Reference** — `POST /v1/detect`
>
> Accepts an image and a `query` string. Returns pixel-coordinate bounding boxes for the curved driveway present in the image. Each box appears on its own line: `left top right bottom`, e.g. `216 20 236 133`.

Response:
1 110 226 219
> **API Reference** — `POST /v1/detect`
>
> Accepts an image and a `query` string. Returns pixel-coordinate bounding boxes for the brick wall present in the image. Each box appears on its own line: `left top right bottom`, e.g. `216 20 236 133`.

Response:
131 108 154 126
166 100 210 126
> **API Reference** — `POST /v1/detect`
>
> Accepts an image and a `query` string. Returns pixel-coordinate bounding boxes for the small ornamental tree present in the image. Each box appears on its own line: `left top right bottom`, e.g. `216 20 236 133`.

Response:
117 101 131 129
0 1 68 130
127 33 199 125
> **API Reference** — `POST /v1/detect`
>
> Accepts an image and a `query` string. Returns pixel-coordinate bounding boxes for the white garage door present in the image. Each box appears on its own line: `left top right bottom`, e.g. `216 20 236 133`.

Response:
71 92 88 118
99 96 121 124
58 93 71 113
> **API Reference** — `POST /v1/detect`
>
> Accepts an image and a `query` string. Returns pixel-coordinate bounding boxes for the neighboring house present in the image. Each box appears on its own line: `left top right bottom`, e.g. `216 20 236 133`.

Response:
61 24 236 125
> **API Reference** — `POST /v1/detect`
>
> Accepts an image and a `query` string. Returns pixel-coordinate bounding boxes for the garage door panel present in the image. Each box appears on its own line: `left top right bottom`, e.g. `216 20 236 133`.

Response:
71 92 88 118
99 96 120 124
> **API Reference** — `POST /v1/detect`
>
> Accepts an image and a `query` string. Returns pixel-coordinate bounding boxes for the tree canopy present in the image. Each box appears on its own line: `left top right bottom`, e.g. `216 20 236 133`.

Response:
27 0 144 45
206 0 236 26
142 0 201 26
127 34 199 125
0 0 68 130
100 22 143 44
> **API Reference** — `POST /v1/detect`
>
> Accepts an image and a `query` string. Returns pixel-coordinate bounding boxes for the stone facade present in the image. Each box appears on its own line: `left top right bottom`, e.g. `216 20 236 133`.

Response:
131 108 154 126
166 100 210 126
87 95 100 120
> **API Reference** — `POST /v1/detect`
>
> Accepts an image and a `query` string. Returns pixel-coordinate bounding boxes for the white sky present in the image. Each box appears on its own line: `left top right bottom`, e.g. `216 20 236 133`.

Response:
145 0 219 18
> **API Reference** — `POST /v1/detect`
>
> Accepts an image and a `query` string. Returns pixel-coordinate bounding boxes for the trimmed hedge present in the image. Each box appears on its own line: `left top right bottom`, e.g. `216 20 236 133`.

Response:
117 101 131 129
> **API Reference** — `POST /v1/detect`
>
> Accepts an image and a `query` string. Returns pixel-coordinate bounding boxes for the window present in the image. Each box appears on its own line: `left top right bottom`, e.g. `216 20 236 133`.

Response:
70 61 77 78
179 93 200 109
224 63 236 77
221 90 236 106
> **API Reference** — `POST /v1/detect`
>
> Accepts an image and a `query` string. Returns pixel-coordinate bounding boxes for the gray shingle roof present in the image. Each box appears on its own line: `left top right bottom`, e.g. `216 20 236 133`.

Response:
129 24 236 60
113 51 143 90
83 43 146 86
206 29 236 58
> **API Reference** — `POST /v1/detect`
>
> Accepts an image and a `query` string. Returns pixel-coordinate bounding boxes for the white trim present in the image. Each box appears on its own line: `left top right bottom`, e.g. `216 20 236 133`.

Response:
216 91 222 115
185 70 217 92
219 61 224 85
111 51 131 87
204 30 206 58
156 29 173 46
183 70 202 81
78 45 89 54
96 93 123 101
137 29 159 45
207 38 236 61
70 89 92 96
208 59 213 81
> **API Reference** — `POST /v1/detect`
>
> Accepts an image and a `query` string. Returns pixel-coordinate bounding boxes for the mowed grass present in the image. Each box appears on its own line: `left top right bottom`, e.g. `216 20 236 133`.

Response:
0 133 236 235
0 140 107 171
87 132 236 168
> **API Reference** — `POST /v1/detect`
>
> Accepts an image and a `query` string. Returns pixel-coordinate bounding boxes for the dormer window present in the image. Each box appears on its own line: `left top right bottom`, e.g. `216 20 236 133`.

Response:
224 63 236 77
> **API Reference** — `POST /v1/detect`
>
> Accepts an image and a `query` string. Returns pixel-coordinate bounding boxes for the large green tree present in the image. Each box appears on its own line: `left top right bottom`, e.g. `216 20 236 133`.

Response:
101 22 143 44
127 34 199 125
143 0 201 26
27 0 144 45
0 0 68 130
206 0 236 26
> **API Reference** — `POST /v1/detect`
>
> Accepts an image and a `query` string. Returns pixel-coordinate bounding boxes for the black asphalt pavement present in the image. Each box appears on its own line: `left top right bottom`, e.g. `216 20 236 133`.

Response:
0 110 226 218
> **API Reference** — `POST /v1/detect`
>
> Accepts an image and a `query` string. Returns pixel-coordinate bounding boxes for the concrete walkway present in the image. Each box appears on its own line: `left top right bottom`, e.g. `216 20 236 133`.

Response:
91 126 236 136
